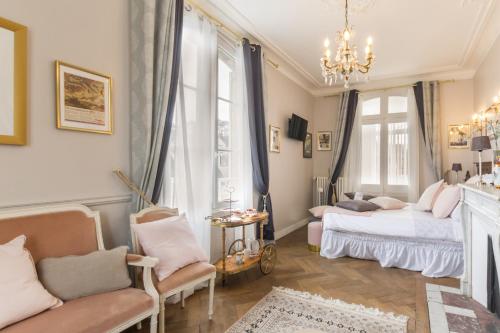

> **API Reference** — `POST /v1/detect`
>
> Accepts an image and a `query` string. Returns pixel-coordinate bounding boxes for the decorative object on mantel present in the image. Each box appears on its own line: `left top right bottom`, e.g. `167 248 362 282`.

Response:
226 287 408 333
465 170 471 182
0 17 27 145
448 124 470 149
494 161 500 189
452 163 462 184
320 0 375 88
471 136 491 184
56 61 112 134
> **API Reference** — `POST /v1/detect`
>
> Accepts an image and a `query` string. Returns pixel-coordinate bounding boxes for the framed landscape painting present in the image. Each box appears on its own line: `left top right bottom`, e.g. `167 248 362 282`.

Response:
269 125 281 153
448 124 470 149
56 61 112 134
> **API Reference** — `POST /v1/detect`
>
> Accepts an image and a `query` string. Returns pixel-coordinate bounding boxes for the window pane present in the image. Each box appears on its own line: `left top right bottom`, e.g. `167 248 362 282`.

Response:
218 99 231 150
362 98 380 116
387 122 409 185
361 124 380 184
218 59 232 100
388 96 408 114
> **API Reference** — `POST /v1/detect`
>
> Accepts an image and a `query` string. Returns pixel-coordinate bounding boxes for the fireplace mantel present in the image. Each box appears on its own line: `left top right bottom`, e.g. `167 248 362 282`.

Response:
459 183 500 313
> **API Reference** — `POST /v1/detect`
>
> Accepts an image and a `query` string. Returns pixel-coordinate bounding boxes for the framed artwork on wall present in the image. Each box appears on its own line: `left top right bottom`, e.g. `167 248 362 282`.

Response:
317 131 332 151
448 124 470 149
269 125 281 153
303 132 312 158
56 61 112 134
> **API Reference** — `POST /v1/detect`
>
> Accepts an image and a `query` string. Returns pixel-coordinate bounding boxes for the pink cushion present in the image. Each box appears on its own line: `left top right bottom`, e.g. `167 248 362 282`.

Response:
0 235 62 330
432 186 460 218
415 180 444 211
307 222 323 247
368 196 407 210
308 206 334 218
131 214 208 281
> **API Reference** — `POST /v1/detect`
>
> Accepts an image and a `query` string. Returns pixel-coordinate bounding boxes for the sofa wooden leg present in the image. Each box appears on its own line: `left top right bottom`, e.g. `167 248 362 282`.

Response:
208 276 215 320
149 313 157 333
180 290 185 309
159 300 166 333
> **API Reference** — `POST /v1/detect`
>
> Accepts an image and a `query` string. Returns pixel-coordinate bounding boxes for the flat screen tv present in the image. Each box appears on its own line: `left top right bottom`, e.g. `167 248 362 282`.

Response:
288 114 308 141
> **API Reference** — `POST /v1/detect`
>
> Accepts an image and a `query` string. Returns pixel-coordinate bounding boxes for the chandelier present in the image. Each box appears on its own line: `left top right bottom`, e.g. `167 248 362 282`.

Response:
320 0 375 88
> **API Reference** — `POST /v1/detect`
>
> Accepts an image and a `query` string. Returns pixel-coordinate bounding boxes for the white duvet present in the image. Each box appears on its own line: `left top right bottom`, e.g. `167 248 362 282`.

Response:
322 204 463 243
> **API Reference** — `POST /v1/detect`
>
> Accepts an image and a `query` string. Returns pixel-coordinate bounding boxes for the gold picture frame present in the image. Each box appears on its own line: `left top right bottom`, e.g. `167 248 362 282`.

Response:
56 61 112 134
0 17 27 145
269 125 281 153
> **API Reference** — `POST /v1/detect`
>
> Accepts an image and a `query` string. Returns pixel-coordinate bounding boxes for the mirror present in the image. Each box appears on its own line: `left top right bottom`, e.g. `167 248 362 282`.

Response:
0 17 26 145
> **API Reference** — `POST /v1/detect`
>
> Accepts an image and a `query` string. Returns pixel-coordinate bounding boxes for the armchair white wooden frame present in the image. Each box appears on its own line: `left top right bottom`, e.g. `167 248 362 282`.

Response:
0 204 160 333
130 206 216 333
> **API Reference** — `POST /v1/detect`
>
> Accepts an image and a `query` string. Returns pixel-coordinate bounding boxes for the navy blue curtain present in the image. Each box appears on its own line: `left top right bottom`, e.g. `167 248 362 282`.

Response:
242 38 274 240
151 0 184 203
413 81 426 141
327 90 359 205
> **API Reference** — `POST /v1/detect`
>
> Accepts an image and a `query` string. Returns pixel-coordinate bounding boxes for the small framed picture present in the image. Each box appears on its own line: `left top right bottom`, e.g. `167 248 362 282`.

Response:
56 61 112 134
269 125 281 153
317 131 332 151
448 124 470 149
303 132 312 158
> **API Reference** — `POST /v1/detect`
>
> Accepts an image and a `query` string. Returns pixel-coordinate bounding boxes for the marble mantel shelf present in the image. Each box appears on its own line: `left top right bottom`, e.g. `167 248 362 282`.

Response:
459 183 500 202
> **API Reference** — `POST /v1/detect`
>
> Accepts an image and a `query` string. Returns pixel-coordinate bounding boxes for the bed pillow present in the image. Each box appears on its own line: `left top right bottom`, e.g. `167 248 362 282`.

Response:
344 192 376 201
415 179 444 211
37 246 131 301
432 186 460 219
131 214 208 281
450 202 462 222
336 200 380 212
0 235 62 330
308 205 333 218
368 196 407 210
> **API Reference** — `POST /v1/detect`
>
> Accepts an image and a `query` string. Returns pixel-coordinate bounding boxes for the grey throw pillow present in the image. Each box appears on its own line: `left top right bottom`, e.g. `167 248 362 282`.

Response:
37 246 131 301
336 200 380 212
344 192 376 201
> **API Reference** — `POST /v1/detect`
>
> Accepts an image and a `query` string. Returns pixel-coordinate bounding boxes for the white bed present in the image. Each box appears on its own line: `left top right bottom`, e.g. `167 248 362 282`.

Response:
320 204 464 278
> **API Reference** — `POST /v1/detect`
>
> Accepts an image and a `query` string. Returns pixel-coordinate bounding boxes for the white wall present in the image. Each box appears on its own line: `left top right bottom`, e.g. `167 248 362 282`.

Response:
0 0 131 248
265 62 315 237
312 96 340 178
439 80 475 183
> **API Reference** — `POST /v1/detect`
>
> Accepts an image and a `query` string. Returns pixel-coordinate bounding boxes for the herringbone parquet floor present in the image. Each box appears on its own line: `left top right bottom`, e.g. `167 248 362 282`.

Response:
132 226 459 333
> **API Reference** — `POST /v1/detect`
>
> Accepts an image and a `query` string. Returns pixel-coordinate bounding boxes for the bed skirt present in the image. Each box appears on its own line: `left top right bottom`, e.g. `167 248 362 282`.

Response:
320 230 464 278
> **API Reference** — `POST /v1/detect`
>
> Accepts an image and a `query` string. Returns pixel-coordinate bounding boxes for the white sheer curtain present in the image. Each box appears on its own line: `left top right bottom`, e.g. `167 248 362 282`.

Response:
160 10 217 258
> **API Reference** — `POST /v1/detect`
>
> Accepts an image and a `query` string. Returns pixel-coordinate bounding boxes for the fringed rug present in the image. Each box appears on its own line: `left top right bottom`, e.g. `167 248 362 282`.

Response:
226 287 408 333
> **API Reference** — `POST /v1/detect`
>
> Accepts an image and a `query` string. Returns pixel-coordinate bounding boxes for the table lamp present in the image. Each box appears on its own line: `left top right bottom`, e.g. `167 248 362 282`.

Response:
451 163 462 184
471 136 491 184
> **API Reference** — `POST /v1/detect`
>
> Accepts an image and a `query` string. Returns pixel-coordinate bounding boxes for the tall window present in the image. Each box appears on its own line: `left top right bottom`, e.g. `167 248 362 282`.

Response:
359 90 410 196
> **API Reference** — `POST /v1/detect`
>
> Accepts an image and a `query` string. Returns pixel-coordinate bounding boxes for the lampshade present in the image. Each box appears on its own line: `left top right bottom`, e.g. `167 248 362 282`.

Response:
471 136 491 152
451 163 462 172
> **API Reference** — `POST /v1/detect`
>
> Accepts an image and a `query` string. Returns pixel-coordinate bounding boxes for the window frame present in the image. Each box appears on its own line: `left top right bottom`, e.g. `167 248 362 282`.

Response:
359 88 410 197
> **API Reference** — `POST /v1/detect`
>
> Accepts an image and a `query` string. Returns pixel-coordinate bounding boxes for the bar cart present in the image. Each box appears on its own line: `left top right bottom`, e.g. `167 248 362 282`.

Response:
209 212 277 285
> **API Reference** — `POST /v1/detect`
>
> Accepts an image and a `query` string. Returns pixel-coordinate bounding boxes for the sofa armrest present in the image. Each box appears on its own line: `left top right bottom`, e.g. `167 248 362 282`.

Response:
127 254 159 310
127 254 159 268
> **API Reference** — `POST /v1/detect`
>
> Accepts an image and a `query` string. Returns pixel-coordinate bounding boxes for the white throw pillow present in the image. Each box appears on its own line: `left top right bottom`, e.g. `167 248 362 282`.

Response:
415 179 444 211
308 205 333 218
131 214 209 281
450 202 462 222
368 196 407 210
432 186 461 219
0 235 62 330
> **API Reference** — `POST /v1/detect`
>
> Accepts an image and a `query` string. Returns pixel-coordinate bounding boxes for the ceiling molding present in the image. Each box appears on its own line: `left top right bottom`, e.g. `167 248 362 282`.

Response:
311 68 476 97
459 0 495 67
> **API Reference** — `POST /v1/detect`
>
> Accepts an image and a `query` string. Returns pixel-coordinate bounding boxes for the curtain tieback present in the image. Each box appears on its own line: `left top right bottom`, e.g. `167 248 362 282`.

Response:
262 192 269 212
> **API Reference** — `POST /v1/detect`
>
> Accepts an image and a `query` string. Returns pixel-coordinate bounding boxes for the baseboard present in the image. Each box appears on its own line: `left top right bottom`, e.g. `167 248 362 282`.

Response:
275 217 309 240
0 194 132 210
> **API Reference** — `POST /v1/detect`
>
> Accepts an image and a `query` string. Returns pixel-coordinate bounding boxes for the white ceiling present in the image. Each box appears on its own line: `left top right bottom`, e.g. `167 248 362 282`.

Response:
207 0 497 90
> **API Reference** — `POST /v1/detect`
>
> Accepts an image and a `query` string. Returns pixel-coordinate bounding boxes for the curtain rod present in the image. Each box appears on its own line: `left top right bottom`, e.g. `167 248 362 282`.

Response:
185 1 280 70
322 79 455 97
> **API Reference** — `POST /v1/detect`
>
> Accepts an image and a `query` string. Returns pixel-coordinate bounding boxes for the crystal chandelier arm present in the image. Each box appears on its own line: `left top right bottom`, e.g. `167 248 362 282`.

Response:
356 54 374 74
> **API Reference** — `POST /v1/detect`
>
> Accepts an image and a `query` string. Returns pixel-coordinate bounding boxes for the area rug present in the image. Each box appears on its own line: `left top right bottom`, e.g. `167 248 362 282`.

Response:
226 287 408 333
426 283 500 333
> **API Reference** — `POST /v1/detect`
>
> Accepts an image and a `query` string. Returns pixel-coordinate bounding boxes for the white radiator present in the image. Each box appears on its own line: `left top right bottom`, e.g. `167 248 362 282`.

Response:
313 177 329 206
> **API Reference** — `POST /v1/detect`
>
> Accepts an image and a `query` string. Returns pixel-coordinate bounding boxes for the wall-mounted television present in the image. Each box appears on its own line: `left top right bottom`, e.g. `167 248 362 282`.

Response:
288 114 308 141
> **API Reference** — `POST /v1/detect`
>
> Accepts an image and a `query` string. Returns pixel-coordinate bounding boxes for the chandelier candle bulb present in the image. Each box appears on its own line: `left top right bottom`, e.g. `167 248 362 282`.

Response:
324 38 330 48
